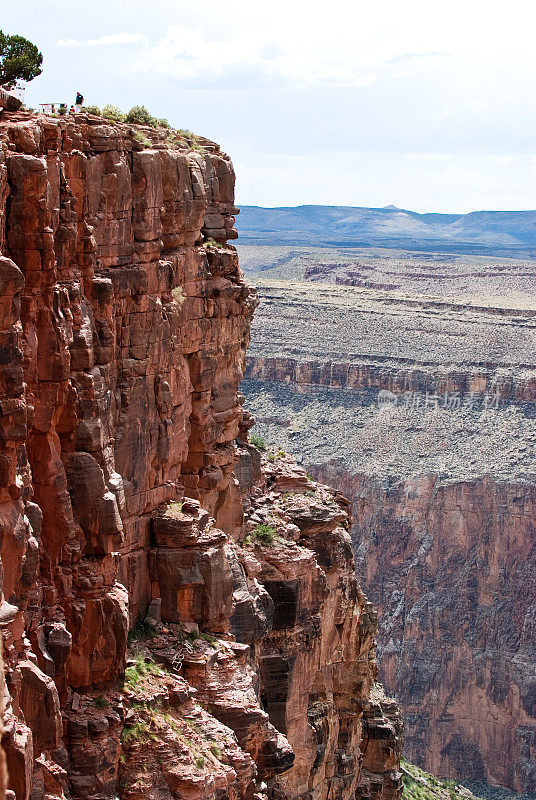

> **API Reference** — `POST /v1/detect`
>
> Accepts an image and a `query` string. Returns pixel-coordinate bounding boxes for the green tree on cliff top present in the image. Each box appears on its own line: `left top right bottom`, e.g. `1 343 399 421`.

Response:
0 31 43 89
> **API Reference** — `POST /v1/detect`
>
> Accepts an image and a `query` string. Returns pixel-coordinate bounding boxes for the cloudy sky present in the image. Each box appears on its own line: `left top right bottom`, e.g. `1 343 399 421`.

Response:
5 0 536 212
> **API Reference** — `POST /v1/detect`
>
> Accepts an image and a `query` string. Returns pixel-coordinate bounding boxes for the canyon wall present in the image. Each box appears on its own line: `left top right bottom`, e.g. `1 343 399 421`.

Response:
241 278 536 793
313 465 536 793
245 355 536 404
0 111 401 800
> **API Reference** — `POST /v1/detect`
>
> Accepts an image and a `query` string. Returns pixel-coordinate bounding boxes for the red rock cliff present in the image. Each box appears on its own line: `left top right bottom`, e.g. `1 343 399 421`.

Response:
0 111 401 800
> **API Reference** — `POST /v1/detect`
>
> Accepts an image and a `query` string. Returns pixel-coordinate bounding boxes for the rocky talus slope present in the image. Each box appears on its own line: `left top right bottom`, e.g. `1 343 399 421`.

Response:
0 111 401 800
242 278 536 792
400 759 483 800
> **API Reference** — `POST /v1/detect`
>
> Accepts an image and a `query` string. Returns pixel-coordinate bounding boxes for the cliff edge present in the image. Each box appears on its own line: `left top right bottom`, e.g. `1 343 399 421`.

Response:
0 111 402 800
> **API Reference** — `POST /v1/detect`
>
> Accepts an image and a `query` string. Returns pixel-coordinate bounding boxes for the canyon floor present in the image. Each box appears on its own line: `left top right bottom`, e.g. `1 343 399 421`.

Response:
238 244 536 794
237 243 536 302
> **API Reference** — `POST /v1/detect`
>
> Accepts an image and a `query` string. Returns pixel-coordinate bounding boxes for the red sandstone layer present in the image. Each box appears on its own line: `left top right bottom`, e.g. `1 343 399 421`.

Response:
245 356 536 404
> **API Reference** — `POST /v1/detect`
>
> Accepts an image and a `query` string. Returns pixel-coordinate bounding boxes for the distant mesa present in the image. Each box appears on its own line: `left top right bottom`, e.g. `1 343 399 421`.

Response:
236 203 536 255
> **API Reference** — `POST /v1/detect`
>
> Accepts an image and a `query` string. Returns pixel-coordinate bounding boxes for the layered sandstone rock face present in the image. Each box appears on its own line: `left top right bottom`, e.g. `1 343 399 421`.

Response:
0 111 400 800
242 277 536 793
312 466 536 794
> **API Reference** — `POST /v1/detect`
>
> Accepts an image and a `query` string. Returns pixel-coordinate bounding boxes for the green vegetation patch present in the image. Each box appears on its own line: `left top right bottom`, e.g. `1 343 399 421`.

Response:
249 432 267 452
204 237 227 252
93 694 109 709
210 744 222 759
102 104 125 123
401 758 483 800
124 656 164 689
242 523 278 547
133 130 152 148
125 104 157 126
0 31 43 88
268 447 286 462
197 631 218 645
176 624 219 649
121 720 151 746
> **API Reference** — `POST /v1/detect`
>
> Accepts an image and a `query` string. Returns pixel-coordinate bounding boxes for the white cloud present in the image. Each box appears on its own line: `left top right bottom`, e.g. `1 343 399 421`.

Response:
388 52 449 65
58 33 147 48
405 154 453 162
124 24 379 88
118 0 536 95
493 156 517 165
86 33 147 47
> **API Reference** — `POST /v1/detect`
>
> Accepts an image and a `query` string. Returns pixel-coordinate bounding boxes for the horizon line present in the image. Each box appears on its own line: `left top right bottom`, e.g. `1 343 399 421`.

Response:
235 202 536 215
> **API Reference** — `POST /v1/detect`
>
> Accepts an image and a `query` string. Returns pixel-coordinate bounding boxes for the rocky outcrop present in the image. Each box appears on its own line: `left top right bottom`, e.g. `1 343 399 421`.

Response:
232 449 402 800
0 110 400 800
0 89 22 113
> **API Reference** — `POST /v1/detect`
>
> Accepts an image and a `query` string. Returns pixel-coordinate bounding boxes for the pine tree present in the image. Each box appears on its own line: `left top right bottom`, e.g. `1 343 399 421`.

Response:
0 31 43 89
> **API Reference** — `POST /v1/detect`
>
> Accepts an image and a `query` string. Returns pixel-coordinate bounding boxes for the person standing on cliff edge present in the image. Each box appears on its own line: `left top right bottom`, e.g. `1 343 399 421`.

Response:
75 91 83 112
